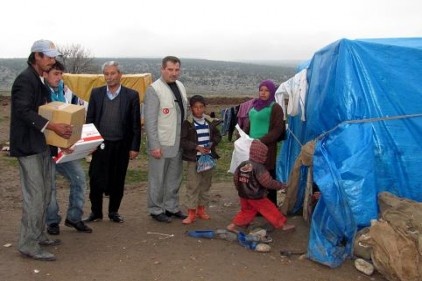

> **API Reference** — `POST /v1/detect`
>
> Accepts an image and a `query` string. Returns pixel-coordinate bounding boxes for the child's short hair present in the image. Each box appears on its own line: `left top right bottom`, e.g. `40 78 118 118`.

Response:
189 95 206 107
48 60 65 72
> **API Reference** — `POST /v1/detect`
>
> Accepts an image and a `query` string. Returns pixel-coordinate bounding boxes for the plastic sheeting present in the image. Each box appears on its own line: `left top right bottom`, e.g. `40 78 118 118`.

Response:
276 38 422 267
62 73 152 103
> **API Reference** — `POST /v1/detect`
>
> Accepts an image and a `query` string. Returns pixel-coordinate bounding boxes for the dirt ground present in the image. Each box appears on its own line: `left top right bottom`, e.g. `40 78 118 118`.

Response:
0 96 386 281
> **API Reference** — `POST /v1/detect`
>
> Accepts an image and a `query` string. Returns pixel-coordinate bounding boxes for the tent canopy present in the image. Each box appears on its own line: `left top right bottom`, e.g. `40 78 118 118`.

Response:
62 73 153 103
276 38 422 267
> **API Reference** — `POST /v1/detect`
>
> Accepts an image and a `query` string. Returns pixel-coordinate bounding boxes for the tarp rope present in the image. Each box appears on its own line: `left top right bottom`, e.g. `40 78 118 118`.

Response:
287 113 422 147
316 113 422 141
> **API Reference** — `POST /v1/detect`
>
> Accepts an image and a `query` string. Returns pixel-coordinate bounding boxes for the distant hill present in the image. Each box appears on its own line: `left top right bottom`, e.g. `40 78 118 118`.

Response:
0 58 297 96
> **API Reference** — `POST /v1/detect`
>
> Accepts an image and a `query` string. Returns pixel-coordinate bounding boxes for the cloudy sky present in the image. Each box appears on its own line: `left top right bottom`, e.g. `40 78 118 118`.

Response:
1 0 420 61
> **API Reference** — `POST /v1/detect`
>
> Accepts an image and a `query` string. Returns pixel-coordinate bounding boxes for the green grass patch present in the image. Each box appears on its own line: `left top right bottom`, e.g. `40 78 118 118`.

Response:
213 137 235 182
126 168 148 183
122 134 236 185
0 154 18 168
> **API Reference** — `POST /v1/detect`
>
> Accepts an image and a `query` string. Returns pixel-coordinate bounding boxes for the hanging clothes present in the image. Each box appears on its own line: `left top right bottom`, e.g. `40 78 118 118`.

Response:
237 98 255 130
275 69 308 121
220 105 240 141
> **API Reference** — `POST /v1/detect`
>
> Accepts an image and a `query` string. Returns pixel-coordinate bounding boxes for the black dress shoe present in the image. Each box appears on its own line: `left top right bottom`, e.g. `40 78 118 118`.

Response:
108 213 124 223
83 213 103 222
39 238 61 246
47 223 60 235
151 213 172 223
166 210 187 220
65 219 93 233
19 249 56 261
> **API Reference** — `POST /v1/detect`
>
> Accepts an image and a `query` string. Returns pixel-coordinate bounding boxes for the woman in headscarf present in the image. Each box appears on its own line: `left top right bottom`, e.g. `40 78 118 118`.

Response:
244 79 285 207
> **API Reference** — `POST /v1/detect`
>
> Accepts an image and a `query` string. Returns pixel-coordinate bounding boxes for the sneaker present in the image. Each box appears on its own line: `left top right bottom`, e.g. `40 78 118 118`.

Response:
47 223 60 235
65 219 93 233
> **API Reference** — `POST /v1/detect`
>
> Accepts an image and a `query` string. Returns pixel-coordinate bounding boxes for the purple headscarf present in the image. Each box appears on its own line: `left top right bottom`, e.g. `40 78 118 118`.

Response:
252 79 276 111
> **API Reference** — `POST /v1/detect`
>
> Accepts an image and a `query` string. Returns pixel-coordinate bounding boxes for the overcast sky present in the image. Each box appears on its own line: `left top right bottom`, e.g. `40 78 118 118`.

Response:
1 0 420 61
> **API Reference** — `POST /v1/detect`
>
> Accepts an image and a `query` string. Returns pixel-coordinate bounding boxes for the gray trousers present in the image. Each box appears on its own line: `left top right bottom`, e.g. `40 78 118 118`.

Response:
147 152 183 215
185 161 213 209
17 150 52 253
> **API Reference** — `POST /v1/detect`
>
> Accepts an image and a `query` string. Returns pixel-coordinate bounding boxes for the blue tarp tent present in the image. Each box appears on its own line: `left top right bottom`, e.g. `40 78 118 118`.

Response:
276 38 422 267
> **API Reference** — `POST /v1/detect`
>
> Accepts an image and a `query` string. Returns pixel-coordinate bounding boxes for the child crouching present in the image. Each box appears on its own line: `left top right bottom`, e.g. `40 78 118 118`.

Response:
227 140 295 232
181 95 222 224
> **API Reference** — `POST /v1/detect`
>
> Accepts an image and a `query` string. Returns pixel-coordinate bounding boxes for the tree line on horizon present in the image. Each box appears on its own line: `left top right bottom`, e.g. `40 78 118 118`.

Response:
0 48 297 96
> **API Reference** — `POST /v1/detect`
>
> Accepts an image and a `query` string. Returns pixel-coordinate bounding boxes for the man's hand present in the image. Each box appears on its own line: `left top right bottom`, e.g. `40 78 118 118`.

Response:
129 151 139 160
150 148 162 159
47 123 73 139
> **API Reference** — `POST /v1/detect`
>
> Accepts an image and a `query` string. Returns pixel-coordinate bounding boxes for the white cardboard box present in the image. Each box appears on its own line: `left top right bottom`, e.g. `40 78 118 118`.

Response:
53 123 103 164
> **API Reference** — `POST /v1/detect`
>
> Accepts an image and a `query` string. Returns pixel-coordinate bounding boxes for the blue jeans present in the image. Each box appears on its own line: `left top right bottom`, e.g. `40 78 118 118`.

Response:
46 159 87 224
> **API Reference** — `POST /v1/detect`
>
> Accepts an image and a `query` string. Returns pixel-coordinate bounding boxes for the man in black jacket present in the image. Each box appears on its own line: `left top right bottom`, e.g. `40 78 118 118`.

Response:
10 39 73 261
84 61 141 223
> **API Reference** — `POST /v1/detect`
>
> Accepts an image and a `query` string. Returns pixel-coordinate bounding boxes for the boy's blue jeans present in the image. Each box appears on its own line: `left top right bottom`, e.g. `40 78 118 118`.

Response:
46 159 87 225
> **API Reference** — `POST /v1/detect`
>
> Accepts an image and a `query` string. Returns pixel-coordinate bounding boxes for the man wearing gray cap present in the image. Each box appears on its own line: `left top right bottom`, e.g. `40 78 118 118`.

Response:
10 39 73 261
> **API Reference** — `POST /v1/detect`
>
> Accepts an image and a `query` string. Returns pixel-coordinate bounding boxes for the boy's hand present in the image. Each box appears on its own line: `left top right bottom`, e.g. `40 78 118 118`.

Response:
278 183 288 191
197 146 210 154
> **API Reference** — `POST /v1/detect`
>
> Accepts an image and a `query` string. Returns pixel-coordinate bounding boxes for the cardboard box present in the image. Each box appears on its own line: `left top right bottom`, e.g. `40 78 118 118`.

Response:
38 102 85 148
53 123 103 164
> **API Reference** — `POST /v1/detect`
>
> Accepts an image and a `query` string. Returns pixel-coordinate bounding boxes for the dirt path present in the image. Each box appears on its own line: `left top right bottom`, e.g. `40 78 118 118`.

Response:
0 180 387 281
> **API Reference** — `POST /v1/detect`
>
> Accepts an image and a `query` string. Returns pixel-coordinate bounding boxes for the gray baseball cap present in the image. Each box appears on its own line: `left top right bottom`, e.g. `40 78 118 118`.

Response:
31 39 61 57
